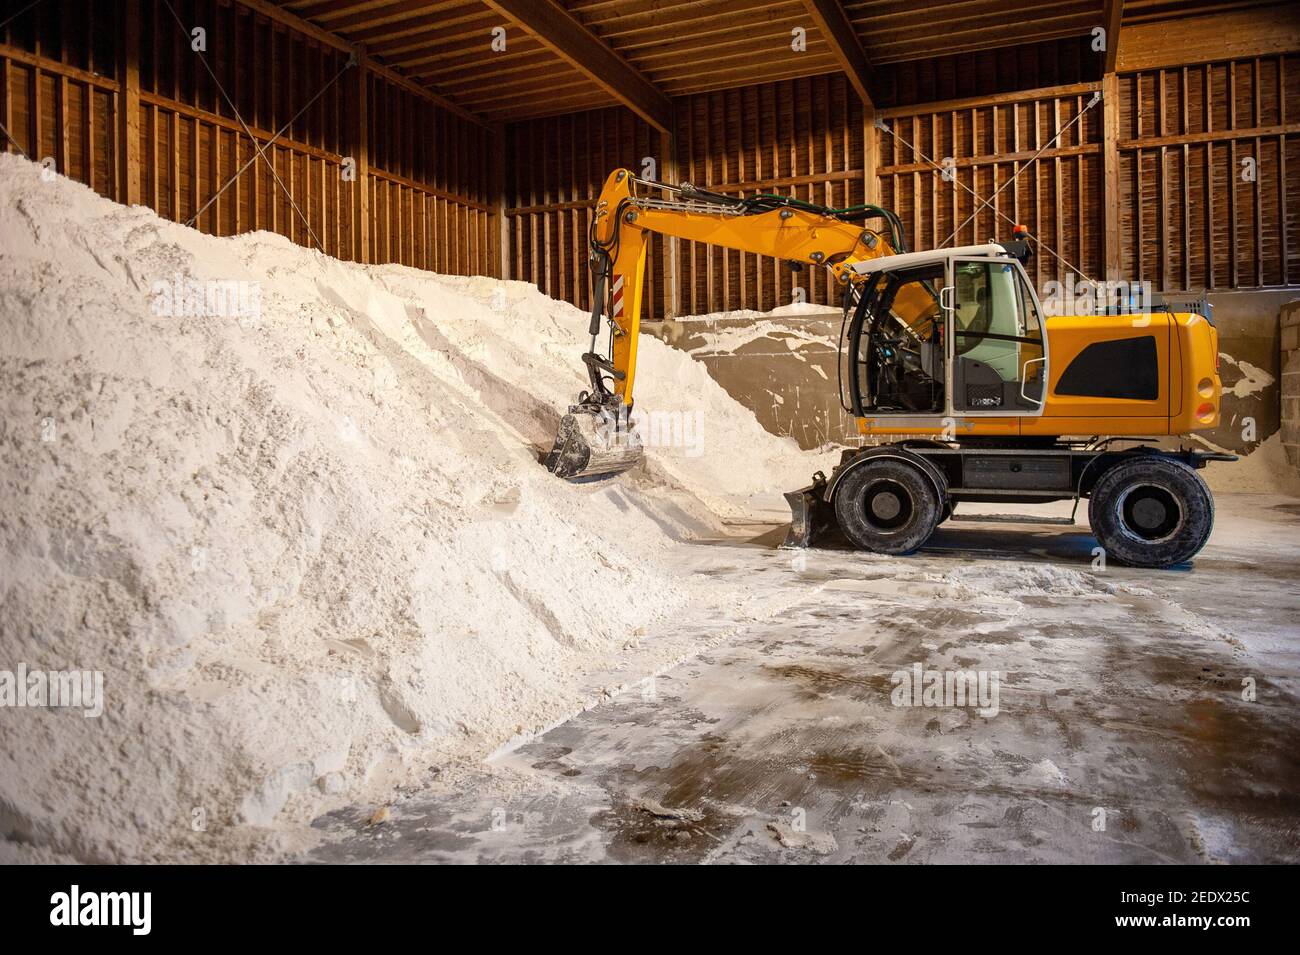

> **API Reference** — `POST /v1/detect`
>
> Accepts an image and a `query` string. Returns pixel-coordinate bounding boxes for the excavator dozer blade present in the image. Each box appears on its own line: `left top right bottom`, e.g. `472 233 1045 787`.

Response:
545 406 644 482
781 474 837 549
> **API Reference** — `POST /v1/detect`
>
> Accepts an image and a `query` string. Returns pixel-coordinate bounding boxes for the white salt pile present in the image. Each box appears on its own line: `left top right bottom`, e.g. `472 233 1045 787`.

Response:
0 153 825 862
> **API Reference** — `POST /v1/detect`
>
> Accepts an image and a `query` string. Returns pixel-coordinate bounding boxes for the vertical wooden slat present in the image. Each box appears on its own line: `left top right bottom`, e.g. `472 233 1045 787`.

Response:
1279 56 1289 285
1052 100 1062 283
2 58 12 160
354 57 369 263
1156 70 1166 289
1280 56 1289 284
1204 66 1214 288
168 110 178 220
190 114 199 227
492 122 507 279
1228 62 1238 286
30 44 42 165
1252 57 1263 286
1032 100 1042 289
911 116 920 256
56 74 68 173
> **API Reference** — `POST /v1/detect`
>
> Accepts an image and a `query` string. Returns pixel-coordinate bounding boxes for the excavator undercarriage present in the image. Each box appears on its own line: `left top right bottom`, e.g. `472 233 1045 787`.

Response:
784 441 1235 567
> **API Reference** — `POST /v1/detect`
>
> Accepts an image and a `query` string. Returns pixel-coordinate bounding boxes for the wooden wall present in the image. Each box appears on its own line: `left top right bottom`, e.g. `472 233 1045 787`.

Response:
0 0 121 200
505 75 867 320
873 36 1099 109
505 105 667 319
2 3 1296 317
0 0 495 275
675 73 868 316
1115 53 1299 290
506 71 1103 317
508 50 1297 318
364 71 493 273
876 83 1105 291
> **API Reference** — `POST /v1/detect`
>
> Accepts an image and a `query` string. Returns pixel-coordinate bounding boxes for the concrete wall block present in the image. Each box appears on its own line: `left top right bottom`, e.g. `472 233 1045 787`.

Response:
1283 323 1300 353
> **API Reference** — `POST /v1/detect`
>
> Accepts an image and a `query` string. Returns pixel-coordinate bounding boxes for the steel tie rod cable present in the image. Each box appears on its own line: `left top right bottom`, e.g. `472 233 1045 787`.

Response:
159 0 346 251
875 108 1099 286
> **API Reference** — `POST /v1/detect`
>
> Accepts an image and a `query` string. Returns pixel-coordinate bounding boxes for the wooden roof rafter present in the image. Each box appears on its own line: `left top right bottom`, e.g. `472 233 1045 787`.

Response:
481 0 675 132
1103 0 1124 72
239 0 490 126
800 0 876 108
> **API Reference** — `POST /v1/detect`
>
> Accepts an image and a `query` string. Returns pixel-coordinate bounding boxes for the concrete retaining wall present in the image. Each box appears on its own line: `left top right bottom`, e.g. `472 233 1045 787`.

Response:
1283 300 1300 477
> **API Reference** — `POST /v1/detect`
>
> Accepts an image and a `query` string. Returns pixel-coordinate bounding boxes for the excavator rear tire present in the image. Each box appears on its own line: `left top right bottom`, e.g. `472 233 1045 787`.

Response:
1088 456 1214 568
833 458 940 555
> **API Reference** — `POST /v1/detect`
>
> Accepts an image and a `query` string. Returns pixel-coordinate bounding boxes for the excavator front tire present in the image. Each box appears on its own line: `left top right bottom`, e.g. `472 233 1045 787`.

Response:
1088 456 1214 568
833 458 941 555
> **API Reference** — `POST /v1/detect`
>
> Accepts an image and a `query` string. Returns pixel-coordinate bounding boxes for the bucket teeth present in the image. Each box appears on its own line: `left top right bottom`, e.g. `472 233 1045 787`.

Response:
545 405 644 481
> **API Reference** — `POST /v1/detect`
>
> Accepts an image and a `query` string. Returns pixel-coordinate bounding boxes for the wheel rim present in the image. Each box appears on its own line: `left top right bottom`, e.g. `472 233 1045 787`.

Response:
860 479 914 531
1116 482 1183 543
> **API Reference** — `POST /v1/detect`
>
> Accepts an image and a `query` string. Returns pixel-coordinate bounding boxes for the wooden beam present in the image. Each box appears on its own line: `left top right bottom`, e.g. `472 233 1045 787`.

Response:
877 144 1097 176
482 0 673 133
491 121 509 279
1119 122 1300 149
1102 72 1120 280
0 45 117 92
880 81 1101 119
352 53 370 263
661 121 680 317
1117 5 1300 72
118 0 142 206
801 0 874 108
1102 0 1123 74
863 107 880 205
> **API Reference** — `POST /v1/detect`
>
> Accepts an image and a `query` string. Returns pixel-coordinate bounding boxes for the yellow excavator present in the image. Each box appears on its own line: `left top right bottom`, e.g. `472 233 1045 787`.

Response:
545 169 1233 567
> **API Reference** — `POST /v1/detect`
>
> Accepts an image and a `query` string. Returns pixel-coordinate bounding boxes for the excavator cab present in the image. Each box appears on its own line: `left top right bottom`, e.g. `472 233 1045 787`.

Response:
843 245 1048 424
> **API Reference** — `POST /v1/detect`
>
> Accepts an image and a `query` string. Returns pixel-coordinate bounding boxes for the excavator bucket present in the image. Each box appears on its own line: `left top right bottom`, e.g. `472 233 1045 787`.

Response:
781 472 837 548
545 404 644 481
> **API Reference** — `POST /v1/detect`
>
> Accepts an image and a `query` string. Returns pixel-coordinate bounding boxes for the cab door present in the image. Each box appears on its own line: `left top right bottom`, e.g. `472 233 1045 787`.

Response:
947 257 1047 416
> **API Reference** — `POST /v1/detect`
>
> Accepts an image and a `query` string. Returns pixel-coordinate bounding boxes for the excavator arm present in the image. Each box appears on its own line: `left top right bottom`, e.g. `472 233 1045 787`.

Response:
587 169 910 403
545 168 915 479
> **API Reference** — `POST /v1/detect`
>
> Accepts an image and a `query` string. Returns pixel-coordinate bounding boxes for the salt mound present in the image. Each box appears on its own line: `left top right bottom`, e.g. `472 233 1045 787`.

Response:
362 270 839 515
0 153 824 861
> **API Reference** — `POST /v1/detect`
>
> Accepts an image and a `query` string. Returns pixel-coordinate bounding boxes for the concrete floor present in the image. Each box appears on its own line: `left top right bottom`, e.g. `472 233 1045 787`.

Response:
308 494 1300 864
